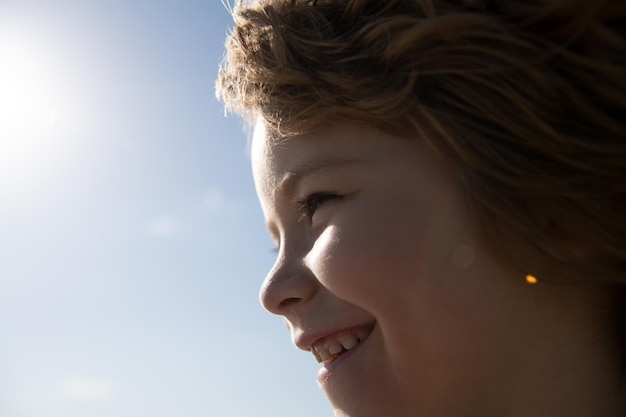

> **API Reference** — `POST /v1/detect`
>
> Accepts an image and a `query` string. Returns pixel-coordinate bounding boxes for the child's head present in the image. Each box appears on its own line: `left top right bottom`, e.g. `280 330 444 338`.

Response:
217 1 626 415
218 0 626 285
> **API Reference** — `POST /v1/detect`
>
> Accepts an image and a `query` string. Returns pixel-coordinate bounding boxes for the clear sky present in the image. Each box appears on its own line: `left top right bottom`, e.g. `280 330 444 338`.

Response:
0 1 332 416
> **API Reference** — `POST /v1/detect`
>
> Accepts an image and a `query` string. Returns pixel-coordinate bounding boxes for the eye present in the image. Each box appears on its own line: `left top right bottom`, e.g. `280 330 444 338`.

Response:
296 192 340 220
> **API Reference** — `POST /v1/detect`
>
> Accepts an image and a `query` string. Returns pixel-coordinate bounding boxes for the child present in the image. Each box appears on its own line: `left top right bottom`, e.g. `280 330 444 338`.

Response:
217 1 626 416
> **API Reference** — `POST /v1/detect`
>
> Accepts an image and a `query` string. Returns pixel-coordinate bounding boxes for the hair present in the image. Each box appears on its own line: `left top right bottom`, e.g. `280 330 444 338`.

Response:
216 0 626 330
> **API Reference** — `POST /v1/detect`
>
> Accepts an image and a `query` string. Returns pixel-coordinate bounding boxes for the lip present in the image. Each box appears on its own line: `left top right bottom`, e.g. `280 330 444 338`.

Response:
292 322 376 385
316 323 375 384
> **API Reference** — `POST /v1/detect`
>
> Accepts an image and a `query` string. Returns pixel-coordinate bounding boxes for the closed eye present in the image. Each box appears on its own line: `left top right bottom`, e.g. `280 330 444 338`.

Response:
295 192 340 221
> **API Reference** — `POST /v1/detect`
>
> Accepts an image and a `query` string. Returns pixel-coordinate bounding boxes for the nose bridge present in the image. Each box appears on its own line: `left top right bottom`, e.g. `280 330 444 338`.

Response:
259 245 316 315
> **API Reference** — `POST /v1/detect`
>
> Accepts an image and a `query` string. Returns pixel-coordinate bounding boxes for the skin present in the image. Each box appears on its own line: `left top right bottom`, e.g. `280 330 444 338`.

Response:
251 121 622 417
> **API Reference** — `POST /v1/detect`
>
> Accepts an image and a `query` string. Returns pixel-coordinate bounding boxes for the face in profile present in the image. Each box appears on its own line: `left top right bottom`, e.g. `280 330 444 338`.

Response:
251 122 613 417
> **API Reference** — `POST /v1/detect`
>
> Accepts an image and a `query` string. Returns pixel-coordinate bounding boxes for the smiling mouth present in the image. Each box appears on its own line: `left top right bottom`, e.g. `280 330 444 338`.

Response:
311 325 374 365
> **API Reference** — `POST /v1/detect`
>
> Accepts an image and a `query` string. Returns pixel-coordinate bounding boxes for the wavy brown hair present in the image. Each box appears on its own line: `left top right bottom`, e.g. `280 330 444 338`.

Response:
217 0 626 291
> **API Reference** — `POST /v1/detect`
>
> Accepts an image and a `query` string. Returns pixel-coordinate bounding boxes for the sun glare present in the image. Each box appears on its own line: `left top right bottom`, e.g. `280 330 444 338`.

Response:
0 28 76 194
0 43 57 148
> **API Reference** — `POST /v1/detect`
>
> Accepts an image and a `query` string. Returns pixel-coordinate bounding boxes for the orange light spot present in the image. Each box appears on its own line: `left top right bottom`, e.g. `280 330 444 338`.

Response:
526 275 538 284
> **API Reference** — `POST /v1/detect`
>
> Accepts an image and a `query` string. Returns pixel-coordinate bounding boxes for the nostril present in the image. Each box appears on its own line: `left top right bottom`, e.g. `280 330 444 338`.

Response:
279 297 300 309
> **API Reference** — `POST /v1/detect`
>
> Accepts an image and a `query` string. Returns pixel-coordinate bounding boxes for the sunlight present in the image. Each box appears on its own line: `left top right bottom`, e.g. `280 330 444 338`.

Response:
0 36 59 158
0 29 76 193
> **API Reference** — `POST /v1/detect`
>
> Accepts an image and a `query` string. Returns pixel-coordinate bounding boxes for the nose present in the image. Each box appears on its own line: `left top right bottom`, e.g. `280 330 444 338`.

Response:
259 250 317 315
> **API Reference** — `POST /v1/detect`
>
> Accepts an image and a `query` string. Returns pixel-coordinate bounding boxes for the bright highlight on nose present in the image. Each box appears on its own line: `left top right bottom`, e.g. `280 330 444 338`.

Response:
526 275 538 284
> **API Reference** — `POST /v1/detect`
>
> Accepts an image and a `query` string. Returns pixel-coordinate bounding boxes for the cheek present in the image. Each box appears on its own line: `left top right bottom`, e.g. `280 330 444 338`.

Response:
303 191 485 322
305 212 433 313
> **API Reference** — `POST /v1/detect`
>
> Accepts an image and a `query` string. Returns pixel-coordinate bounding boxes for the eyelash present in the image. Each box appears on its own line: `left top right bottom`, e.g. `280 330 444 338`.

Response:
296 192 340 220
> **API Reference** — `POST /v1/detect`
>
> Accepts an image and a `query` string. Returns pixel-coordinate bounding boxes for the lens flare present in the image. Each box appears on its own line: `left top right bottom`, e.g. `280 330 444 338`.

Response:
525 275 538 284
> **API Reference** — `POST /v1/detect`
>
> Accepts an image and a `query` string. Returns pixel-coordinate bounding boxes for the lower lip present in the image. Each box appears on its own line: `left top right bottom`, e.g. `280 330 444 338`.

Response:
316 336 368 384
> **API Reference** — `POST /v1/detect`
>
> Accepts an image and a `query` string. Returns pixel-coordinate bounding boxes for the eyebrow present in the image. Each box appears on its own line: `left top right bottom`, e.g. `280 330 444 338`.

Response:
274 158 366 197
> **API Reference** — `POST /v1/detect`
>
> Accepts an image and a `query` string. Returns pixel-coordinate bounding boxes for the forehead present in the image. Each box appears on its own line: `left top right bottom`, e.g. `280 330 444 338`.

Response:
252 123 361 192
251 122 411 179
251 122 281 193
250 122 449 211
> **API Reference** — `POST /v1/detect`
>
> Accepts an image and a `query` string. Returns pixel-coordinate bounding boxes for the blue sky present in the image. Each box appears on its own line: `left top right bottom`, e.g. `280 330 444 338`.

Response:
0 1 332 416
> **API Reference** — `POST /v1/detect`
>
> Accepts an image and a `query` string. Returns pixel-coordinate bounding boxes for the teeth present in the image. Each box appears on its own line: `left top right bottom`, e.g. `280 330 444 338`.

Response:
311 326 372 365
316 346 331 361
326 341 342 355
357 329 368 342
339 335 358 350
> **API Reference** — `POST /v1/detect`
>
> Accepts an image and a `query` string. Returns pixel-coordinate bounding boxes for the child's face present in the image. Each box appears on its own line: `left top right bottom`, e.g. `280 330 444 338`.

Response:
251 122 599 417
